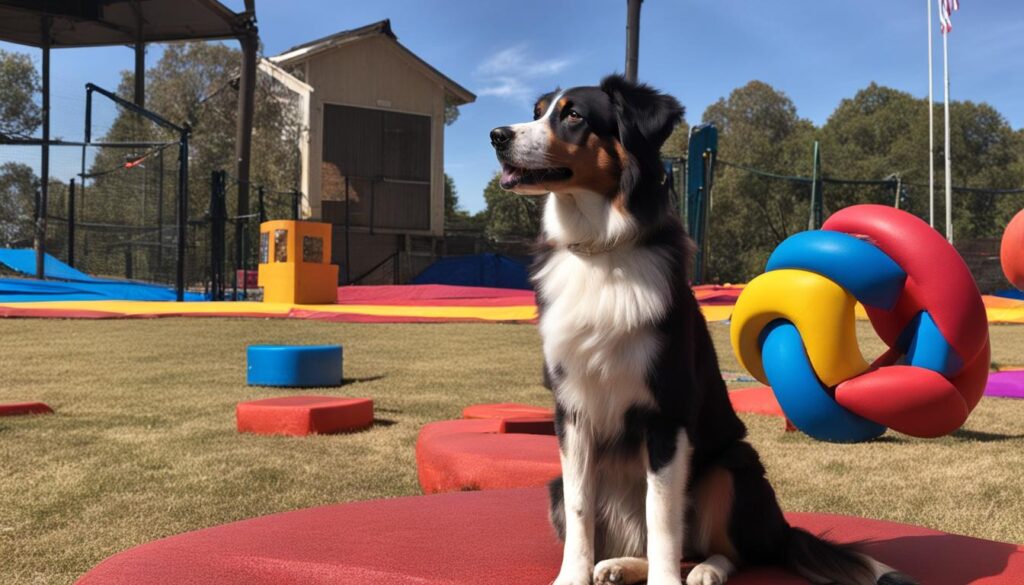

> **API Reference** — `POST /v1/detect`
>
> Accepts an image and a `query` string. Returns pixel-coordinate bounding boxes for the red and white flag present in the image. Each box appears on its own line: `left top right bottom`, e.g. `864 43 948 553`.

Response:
938 0 960 34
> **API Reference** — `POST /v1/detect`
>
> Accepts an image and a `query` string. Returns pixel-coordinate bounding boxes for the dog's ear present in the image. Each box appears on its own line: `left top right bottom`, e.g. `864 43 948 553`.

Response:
601 74 684 153
601 75 683 212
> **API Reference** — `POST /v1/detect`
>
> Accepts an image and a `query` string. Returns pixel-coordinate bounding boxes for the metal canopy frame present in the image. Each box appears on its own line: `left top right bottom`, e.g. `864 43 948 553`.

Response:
0 0 258 296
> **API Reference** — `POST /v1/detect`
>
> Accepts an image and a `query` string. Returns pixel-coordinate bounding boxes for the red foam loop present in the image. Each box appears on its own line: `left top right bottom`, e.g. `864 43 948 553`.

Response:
823 205 989 375
954 339 992 412
836 367 968 438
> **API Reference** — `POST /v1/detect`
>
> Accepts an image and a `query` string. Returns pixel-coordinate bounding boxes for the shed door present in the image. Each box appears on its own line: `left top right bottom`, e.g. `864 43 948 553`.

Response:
321 104 431 231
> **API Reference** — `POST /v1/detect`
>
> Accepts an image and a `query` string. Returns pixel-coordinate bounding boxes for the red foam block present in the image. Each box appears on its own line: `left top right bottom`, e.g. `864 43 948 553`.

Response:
461 402 554 421
76 487 1024 585
0 402 53 416
416 418 560 493
236 396 373 436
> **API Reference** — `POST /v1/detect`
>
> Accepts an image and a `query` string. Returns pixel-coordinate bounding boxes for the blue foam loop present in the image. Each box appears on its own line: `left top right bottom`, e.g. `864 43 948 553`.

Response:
247 344 343 388
759 320 886 443
895 312 963 377
765 231 906 310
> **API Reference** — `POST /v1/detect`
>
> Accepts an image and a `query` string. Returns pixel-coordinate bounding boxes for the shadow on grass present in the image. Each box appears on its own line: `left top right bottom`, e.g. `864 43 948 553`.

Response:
372 418 398 428
341 375 385 386
950 428 1024 442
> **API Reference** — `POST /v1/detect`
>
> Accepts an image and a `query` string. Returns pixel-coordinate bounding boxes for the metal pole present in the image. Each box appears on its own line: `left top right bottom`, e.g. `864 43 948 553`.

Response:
292 189 300 220
175 130 189 302
35 17 51 280
345 179 351 285
625 0 642 83
258 186 266 224
809 141 820 230
134 43 145 108
68 179 76 267
943 30 952 243
157 150 164 266
927 0 935 227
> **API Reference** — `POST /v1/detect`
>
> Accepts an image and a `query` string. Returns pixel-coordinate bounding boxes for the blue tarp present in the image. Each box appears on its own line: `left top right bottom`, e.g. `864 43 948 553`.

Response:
0 248 98 282
993 288 1024 300
0 248 206 302
411 253 532 290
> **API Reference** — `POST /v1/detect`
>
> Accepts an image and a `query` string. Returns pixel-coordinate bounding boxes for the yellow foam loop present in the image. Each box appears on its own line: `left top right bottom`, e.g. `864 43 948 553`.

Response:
729 269 869 387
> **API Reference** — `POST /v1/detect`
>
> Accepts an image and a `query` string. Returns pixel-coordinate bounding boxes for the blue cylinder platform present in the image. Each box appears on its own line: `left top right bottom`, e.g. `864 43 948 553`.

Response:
246 345 343 387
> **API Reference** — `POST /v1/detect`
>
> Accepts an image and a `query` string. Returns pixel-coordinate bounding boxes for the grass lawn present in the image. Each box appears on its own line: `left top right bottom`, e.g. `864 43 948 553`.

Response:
1 318 1023 584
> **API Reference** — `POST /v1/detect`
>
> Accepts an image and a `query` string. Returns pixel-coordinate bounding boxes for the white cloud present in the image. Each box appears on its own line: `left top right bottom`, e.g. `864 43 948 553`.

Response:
475 44 573 103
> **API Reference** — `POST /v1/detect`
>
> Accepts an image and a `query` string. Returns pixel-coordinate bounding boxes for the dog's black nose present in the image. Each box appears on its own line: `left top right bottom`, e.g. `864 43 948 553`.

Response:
490 126 514 150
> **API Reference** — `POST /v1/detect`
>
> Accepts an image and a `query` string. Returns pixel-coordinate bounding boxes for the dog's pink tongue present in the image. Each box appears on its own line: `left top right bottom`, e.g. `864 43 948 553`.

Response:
500 165 519 188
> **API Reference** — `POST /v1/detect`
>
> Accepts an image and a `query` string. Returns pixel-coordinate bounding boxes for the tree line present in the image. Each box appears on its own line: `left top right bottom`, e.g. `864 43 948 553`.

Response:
452 80 1024 284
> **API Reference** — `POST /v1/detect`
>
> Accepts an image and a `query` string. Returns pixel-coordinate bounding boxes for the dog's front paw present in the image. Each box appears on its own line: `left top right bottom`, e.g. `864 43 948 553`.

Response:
593 559 625 584
685 562 727 585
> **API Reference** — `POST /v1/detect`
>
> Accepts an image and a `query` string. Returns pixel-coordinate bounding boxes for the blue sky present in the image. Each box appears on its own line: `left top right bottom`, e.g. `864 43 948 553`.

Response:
3 0 1023 213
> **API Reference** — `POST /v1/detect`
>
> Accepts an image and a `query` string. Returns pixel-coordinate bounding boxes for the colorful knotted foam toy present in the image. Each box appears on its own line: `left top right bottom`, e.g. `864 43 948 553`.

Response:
730 205 990 442
1000 209 1024 291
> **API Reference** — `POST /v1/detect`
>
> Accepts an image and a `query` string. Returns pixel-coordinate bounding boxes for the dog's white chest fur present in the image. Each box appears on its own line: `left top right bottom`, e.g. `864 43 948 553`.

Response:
535 244 672 435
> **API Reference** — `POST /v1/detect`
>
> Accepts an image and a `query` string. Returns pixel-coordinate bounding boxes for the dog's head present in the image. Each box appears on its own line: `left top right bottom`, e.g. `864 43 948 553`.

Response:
490 75 683 207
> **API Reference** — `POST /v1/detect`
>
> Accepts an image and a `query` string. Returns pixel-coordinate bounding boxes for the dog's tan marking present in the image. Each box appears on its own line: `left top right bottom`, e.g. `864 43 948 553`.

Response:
693 467 738 560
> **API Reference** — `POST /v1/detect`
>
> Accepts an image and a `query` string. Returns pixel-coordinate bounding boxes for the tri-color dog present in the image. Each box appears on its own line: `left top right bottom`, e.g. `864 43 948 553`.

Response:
489 75 916 585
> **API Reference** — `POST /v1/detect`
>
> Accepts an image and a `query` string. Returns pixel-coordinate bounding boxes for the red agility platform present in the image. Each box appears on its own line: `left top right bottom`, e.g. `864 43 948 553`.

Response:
461 402 554 420
0 401 53 416
236 396 373 436
76 487 1024 585
416 418 560 493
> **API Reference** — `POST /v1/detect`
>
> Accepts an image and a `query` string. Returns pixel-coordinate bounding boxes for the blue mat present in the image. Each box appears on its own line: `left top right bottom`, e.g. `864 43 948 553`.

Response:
0 248 206 302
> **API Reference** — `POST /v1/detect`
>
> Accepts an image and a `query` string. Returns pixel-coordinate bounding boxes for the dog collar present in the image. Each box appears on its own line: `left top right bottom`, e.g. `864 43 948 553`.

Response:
566 240 628 256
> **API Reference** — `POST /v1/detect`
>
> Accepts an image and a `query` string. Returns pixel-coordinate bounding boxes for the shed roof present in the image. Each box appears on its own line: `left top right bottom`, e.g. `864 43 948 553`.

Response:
0 0 250 48
272 19 475 106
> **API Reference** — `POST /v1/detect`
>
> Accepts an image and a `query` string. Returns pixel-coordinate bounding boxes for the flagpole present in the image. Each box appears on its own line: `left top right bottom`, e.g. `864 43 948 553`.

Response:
928 0 935 228
943 27 952 243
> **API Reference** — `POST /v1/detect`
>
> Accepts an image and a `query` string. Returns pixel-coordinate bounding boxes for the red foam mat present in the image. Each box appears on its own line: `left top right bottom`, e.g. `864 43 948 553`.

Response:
76 487 1024 585
0 401 53 416
416 419 560 493
728 386 785 417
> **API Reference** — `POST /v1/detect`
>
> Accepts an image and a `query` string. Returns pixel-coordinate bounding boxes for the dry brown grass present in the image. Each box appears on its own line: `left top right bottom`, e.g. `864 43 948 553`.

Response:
0 318 1022 584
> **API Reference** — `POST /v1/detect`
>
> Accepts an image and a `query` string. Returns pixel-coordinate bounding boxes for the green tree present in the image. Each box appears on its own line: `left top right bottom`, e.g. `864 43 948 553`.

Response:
481 173 542 242
444 173 464 221
700 81 816 283
660 120 690 159
821 83 1024 239
0 162 37 246
0 49 42 137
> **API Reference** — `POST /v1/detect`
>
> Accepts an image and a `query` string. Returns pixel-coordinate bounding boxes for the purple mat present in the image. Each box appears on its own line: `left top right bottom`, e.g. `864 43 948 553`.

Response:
984 371 1024 399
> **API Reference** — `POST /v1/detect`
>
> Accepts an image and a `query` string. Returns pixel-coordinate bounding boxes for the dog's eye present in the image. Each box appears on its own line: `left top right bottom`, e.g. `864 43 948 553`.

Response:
567 110 583 122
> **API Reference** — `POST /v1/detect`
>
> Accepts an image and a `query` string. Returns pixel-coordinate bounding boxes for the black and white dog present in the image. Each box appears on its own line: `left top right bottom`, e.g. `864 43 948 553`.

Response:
489 76 915 585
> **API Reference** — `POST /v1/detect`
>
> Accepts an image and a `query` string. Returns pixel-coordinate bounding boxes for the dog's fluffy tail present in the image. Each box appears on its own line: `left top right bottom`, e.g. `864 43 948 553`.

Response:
785 527 917 585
